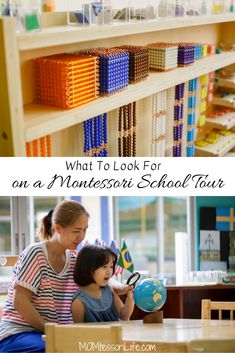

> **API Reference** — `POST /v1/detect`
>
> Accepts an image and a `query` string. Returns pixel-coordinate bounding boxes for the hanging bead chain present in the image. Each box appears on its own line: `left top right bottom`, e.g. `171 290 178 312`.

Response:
26 135 52 157
186 78 199 157
118 102 136 157
83 113 108 157
152 90 167 156
198 73 209 128
173 83 185 157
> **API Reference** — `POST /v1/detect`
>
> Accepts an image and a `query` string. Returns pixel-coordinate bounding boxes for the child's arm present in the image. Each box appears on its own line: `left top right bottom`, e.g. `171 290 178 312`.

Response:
113 288 134 321
71 298 85 323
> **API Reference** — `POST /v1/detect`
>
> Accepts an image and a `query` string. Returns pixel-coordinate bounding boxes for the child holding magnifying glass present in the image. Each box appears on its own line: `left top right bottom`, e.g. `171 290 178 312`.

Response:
71 245 134 322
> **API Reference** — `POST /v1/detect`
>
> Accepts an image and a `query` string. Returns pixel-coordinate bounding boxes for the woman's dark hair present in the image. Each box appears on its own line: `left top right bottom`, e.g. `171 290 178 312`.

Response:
37 200 89 241
74 245 118 286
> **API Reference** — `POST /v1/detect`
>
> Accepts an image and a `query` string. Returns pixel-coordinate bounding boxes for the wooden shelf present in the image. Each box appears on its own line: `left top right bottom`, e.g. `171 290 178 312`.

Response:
18 13 235 51
205 112 235 130
215 77 235 89
24 51 235 141
195 133 235 157
211 94 235 108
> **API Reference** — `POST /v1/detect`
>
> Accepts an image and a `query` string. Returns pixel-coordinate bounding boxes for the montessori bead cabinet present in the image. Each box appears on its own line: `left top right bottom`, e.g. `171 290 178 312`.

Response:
0 13 235 156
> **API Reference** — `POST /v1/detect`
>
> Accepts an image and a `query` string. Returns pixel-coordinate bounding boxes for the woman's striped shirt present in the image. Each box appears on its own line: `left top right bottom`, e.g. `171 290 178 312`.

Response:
0 242 78 341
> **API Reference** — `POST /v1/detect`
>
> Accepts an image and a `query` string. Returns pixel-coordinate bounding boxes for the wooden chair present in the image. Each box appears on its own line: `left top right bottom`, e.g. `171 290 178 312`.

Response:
188 339 235 352
0 255 18 319
201 299 235 320
0 255 18 267
45 323 123 353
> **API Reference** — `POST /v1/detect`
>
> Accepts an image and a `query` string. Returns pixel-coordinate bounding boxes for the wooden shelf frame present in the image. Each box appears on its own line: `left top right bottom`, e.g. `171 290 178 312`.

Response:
24 52 235 141
205 112 235 130
18 13 235 51
195 133 235 157
215 77 235 89
211 95 235 108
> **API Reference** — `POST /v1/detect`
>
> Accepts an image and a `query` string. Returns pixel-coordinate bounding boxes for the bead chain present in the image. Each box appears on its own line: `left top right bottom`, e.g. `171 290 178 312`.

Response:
26 135 52 157
118 102 136 157
83 114 108 157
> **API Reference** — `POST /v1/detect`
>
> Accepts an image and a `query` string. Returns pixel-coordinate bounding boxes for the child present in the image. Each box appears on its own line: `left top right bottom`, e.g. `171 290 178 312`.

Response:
72 245 134 322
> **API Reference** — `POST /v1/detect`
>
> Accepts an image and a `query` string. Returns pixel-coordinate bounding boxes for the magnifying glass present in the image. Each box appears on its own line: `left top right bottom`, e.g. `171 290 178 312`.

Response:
126 271 141 287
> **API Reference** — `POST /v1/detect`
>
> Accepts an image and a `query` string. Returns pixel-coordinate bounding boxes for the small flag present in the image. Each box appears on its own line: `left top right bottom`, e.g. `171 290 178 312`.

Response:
94 238 106 246
114 265 124 276
109 240 120 256
117 240 134 273
82 239 90 247
109 240 123 276
216 207 235 231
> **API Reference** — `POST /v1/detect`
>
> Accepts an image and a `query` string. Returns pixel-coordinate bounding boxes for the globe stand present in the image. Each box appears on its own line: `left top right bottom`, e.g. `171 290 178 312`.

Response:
143 310 163 324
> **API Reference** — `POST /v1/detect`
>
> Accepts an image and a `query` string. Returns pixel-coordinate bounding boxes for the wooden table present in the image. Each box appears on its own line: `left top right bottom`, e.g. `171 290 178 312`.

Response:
45 318 235 353
116 319 235 352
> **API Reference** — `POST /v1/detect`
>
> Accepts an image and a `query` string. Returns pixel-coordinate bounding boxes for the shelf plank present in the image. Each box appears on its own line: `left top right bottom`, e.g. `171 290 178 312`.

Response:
211 94 235 108
215 77 235 89
24 51 235 141
18 13 235 51
205 112 235 130
195 133 235 157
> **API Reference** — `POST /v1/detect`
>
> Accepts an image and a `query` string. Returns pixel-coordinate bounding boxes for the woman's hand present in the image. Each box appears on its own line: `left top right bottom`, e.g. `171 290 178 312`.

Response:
13 285 45 333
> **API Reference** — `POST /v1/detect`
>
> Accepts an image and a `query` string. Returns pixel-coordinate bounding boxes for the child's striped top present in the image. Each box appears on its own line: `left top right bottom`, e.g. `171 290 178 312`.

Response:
0 242 78 341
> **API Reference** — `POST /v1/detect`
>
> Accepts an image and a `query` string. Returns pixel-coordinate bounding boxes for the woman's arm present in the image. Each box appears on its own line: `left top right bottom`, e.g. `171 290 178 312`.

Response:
113 289 134 321
71 298 85 323
13 285 45 332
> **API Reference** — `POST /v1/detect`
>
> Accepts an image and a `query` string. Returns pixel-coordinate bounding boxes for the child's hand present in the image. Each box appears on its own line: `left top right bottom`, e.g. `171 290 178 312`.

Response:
127 287 134 300
113 284 134 295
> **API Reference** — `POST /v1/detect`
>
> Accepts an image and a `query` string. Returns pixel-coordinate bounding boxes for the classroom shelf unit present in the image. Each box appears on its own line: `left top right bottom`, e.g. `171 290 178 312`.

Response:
195 133 235 157
205 112 235 130
211 95 235 108
215 77 235 89
1 13 235 157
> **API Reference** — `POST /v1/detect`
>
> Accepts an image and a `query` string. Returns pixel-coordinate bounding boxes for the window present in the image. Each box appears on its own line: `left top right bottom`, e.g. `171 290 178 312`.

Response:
115 196 192 284
0 197 65 254
0 197 11 255
28 197 64 243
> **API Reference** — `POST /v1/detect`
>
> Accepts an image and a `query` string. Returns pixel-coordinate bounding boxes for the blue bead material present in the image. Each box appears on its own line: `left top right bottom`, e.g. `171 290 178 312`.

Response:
83 113 108 157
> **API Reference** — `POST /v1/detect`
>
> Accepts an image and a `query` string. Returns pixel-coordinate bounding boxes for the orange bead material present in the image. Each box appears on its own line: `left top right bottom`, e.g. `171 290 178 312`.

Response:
26 135 52 157
26 142 32 157
34 54 99 109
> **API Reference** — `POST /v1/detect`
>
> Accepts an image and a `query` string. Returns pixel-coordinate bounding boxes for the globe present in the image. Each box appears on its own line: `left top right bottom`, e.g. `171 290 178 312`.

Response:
133 278 167 312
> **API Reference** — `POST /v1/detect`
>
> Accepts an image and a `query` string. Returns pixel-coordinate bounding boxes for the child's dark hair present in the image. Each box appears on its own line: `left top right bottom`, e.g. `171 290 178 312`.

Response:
74 245 118 286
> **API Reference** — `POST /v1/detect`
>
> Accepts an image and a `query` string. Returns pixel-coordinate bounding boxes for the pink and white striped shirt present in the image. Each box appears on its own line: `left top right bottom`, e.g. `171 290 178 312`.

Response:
0 242 78 340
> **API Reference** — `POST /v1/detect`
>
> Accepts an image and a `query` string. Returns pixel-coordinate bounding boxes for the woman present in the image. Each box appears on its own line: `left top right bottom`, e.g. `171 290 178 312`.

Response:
0 200 129 353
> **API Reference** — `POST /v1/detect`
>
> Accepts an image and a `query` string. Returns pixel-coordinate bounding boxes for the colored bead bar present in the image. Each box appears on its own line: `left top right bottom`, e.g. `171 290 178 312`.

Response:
118 102 136 157
193 43 203 61
26 135 52 157
83 113 108 157
198 74 209 127
117 45 149 84
173 83 185 157
186 78 199 157
34 54 99 109
148 43 178 71
152 90 167 157
80 48 129 95
177 43 195 66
